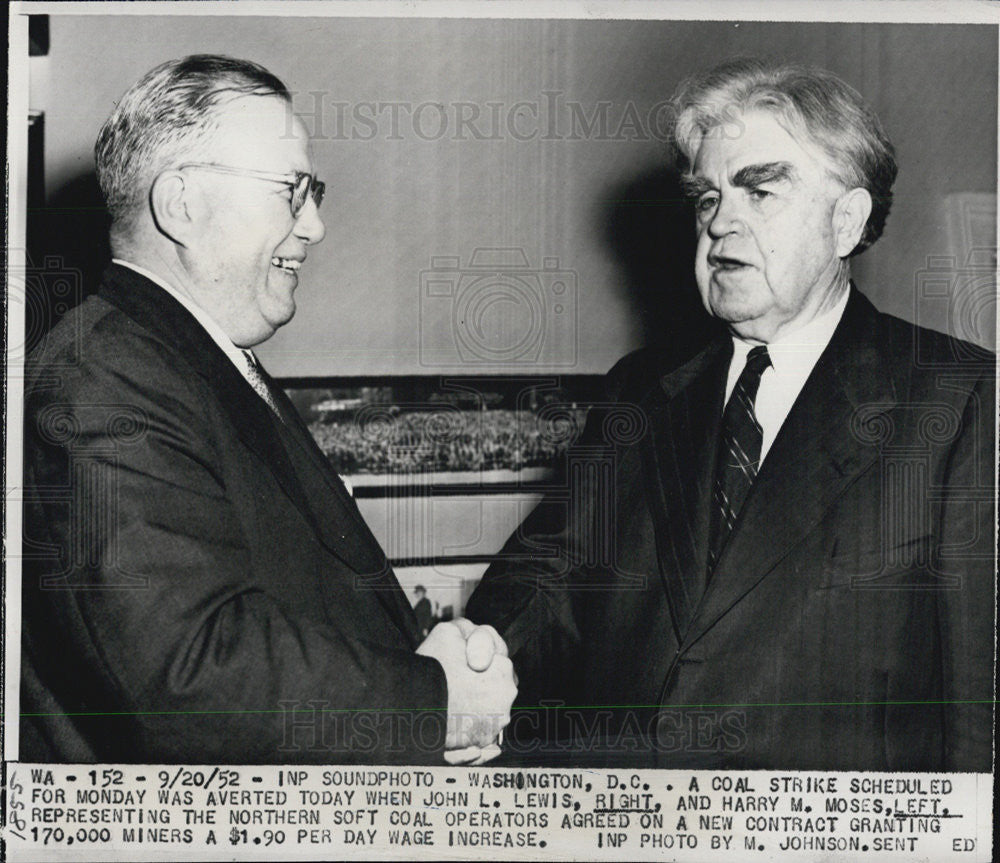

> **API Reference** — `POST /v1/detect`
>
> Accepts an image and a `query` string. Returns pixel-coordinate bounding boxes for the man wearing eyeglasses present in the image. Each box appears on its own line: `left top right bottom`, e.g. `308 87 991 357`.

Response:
20 55 515 765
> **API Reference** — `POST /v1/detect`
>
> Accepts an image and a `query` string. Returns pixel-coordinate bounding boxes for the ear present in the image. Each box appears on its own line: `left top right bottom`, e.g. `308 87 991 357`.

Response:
149 170 197 247
832 187 873 257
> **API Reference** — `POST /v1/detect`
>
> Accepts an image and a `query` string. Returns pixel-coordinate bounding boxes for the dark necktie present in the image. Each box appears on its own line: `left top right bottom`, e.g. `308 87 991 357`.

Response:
708 345 772 571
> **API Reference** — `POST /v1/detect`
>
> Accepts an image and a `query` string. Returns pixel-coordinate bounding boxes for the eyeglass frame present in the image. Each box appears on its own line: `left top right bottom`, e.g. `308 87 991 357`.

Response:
175 162 325 216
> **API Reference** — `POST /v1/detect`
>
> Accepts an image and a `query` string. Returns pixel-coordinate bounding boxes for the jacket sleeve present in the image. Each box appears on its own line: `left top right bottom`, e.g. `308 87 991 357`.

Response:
466 351 652 710
22 334 448 765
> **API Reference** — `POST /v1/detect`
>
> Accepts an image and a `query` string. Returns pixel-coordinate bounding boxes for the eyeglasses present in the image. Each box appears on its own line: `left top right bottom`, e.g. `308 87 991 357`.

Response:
177 162 325 216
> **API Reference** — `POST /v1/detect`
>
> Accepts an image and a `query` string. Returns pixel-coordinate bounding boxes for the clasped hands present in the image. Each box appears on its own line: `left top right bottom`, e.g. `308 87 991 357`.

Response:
416 618 517 766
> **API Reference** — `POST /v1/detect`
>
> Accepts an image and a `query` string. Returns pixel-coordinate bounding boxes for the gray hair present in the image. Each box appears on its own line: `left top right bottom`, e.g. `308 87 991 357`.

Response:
671 58 897 255
95 54 290 233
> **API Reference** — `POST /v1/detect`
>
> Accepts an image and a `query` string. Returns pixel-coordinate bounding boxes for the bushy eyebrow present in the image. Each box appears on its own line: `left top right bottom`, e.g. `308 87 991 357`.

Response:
680 173 713 200
681 161 796 200
731 161 797 189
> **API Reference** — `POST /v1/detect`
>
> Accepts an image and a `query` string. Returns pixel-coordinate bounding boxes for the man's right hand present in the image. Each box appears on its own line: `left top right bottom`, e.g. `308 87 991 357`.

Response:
417 620 517 750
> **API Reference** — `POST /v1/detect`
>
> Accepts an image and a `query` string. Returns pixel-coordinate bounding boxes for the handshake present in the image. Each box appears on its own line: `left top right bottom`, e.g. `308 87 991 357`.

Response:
417 618 518 765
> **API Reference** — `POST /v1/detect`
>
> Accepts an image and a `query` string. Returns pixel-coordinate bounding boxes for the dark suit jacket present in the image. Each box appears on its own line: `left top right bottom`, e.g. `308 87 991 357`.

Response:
467 287 995 771
21 263 447 764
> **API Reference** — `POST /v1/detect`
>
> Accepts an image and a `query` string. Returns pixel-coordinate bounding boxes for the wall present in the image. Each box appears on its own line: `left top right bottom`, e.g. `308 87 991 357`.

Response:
29 16 997 375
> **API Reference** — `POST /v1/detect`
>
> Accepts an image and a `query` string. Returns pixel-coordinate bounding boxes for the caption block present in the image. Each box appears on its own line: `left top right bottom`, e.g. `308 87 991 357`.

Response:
3 764 992 861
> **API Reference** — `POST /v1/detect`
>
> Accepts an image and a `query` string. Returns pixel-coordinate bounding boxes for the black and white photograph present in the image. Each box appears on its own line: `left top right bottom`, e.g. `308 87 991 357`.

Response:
4 2 997 860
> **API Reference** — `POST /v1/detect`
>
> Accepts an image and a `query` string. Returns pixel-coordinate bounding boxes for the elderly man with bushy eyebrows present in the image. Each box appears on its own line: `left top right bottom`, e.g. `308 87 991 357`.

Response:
469 58 994 771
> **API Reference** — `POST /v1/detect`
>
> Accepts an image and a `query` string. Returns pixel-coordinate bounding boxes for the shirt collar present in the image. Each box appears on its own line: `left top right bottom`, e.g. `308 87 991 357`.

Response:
112 258 249 373
730 289 850 375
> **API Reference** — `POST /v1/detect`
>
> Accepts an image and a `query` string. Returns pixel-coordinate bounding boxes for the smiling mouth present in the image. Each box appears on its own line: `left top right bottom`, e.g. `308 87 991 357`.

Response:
271 256 302 273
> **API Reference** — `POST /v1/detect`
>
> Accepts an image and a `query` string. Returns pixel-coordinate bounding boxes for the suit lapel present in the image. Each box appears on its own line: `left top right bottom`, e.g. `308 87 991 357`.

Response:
265 380 422 644
97 264 387 578
683 288 897 647
265 369 369 529
639 335 731 642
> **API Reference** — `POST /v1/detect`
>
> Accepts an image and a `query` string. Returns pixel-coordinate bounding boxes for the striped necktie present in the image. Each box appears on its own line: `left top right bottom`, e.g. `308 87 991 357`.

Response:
240 350 353 496
708 345 772 571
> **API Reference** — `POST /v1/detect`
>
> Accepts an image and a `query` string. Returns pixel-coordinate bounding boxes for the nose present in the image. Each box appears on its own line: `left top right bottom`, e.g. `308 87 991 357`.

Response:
706 192 742 240
294 197 326 245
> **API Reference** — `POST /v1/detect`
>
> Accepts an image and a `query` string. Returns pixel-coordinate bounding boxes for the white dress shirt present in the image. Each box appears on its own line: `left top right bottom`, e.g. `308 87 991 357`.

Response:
724 290 850 465
112 258 262 382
